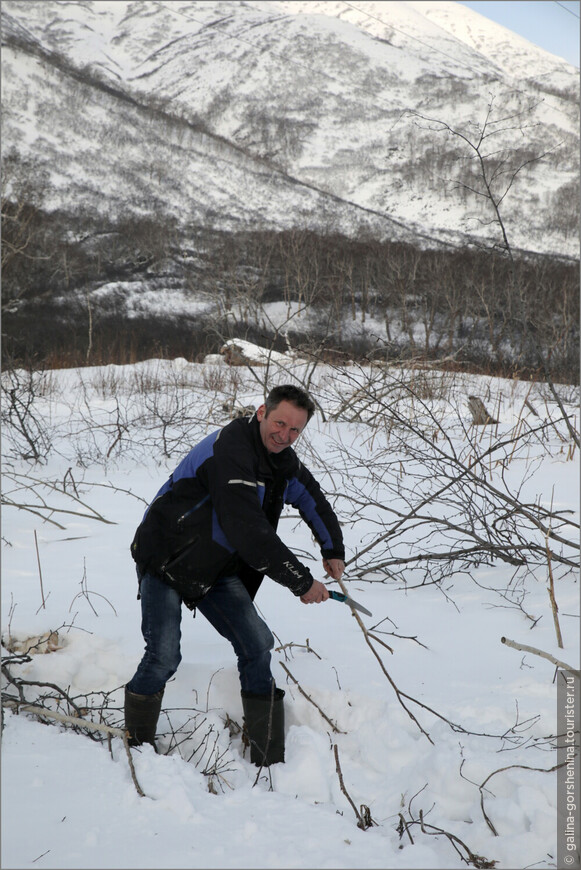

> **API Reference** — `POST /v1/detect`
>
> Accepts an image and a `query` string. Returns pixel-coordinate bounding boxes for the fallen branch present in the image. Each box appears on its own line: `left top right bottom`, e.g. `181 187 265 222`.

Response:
4 699 145 797
337 577 434 744
477 761 566 836
501 637 579 677
333 743 376 830
417 808 497 869
399 783 497 868
33 530 46 611
1 662 85 716
324 589 546 745
545 537 563 648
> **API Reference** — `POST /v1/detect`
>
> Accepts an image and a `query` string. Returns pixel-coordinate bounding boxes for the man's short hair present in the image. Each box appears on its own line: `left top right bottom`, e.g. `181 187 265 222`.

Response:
264 385 316 422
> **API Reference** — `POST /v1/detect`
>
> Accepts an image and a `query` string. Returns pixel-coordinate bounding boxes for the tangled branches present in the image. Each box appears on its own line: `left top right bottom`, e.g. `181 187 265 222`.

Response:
315 362 578 603
0 646 238 796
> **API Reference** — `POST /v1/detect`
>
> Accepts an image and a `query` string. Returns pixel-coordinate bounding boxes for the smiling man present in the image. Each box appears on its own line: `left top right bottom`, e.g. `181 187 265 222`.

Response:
125 384 345 765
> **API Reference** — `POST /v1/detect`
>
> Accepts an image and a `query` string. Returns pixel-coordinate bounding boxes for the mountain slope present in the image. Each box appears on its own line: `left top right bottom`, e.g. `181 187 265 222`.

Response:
1 0 579 257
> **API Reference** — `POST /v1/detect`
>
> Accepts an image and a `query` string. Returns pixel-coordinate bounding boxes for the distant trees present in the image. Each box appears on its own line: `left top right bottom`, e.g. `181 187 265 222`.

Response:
1 147 183 364
546 179 578 237
203 228 578 382
2 117 578 381
1 149 53 309
2 212 578 381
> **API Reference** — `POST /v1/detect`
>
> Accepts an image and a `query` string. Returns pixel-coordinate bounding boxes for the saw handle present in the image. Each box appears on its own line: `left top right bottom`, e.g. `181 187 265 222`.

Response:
328 590 347 603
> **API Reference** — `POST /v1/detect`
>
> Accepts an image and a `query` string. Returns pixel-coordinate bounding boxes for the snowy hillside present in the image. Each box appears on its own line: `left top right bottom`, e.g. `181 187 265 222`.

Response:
1 0 578 257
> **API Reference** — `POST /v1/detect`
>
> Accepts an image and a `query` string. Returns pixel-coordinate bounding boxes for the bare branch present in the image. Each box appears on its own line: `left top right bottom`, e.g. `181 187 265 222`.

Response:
501 637 579 676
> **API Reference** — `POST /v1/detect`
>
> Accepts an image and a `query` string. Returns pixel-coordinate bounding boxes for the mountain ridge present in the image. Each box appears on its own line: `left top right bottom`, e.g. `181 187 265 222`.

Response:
2 0 578 259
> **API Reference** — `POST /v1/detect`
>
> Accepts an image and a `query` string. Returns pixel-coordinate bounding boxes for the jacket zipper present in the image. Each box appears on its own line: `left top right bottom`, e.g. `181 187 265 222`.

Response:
177 496 209 530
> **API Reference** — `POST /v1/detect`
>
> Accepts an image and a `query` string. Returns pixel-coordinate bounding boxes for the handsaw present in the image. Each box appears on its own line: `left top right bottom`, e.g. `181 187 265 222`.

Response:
328 589 372 617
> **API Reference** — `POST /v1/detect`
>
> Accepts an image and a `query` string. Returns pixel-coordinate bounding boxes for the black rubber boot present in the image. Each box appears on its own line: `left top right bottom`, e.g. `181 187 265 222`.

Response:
124 686 164 751
241 686 285 766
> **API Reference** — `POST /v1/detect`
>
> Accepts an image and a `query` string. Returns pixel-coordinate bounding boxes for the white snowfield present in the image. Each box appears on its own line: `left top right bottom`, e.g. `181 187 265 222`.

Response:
2 354 579 869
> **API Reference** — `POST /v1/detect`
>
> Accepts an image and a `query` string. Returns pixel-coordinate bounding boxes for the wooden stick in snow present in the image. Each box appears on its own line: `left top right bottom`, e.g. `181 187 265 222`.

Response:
501 637 579 677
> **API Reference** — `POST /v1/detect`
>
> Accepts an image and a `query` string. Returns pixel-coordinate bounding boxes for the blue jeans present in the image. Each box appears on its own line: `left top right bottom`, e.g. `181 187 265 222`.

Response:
126 571 275 696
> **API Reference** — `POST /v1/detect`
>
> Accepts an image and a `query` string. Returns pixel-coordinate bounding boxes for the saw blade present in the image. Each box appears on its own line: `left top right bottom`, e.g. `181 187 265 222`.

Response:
328 590 372 617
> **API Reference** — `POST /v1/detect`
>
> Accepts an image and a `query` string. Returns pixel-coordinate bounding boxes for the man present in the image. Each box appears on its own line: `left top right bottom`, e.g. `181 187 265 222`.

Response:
125 384 345 766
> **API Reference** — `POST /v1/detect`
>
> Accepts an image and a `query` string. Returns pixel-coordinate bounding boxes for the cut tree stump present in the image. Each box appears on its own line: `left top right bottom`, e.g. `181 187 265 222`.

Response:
467 396 498 425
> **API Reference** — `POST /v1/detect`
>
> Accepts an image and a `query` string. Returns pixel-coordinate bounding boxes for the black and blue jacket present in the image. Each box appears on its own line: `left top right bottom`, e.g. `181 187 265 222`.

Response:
131 413 345 606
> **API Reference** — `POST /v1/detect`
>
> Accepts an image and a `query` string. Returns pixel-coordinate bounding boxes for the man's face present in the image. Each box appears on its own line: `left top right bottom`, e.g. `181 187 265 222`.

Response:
256 400 308 453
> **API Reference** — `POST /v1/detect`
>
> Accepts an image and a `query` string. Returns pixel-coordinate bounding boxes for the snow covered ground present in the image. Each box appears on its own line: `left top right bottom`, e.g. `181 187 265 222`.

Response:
1 355 579 869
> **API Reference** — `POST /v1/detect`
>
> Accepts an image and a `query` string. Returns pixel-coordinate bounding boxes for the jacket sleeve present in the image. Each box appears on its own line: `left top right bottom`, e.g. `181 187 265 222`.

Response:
202 425 315 596
285 463 345 561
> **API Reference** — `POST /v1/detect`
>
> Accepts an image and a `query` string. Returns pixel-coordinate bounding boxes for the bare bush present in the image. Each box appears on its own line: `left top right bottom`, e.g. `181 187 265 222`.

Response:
0 364 56 462
308 361 579 602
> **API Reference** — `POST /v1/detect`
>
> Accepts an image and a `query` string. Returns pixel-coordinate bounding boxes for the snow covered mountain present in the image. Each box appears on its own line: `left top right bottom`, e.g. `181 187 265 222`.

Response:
2 0 579 258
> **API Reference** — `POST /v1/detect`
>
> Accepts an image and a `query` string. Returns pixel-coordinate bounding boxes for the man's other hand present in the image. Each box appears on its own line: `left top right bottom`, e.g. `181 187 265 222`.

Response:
322 558 345 580
300 579 329 604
